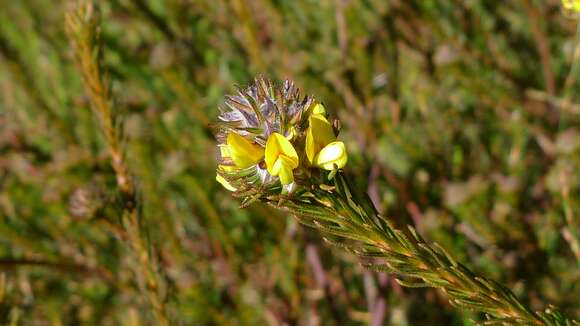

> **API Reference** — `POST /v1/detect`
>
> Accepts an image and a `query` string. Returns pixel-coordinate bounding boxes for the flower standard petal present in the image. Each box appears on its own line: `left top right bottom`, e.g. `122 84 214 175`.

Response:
227 132 264 168
265 134 280 174
305 126 317 165
265 133 298 172
278 137 299 167
314 141 348 170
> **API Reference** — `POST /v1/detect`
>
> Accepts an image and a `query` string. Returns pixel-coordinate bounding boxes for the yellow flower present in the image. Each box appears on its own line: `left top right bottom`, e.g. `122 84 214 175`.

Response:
217 132 264 191
265 133 299 185
226 132 264 168
306 114 347 170
563 0 580 12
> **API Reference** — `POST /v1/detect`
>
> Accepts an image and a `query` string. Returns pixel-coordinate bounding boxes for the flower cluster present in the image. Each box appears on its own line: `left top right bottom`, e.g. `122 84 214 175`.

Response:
214 77 347 199
212 78 578 325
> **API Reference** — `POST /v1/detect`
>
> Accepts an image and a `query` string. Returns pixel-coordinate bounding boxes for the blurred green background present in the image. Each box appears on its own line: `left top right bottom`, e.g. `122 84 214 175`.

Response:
0 0 579 324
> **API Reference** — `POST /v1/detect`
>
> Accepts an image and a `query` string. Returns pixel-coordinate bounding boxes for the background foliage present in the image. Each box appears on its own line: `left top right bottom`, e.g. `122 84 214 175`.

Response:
0 0 579 324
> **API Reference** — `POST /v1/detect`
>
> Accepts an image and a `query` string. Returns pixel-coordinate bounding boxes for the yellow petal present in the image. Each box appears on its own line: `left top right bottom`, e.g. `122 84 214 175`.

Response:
314 141 347 170
306 114 336 164
265 133 298 175
270 156 297 185
227 132 264 168
270 157 283 176
563 0 580 11
277 160 295 185
312 103 326 115
216 174 237 191
305 126 316 164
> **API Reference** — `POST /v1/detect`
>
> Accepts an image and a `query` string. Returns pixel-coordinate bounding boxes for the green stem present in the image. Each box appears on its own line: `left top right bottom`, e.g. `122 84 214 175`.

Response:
285 173 577 325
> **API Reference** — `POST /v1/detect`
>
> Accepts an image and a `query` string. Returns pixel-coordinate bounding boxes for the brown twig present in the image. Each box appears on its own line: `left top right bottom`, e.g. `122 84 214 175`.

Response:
65 2 169 325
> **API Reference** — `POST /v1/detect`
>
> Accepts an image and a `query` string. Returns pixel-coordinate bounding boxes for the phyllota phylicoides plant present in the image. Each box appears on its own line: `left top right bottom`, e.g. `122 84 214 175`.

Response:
214 76 347 203
213 77 577 325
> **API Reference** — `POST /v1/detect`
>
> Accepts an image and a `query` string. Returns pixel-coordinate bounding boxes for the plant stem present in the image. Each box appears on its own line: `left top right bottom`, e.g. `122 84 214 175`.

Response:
283 173 577 325
65 2 169 324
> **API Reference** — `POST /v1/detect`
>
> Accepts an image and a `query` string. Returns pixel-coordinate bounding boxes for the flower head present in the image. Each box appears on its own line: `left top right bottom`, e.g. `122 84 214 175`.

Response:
214 77 348 202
